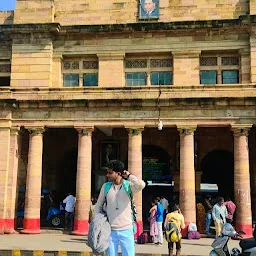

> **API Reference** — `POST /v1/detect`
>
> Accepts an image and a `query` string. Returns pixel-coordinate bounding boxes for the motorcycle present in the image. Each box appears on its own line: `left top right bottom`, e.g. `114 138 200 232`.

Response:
209 222 256 256
16 188 64 228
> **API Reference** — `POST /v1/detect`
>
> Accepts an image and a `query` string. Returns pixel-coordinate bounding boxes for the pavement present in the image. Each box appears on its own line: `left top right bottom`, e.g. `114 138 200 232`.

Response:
0 231 241 256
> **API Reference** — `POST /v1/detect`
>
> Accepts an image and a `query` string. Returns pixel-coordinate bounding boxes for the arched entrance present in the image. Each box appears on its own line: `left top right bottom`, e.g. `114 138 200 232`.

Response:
201 149 234 198
142 145 172 227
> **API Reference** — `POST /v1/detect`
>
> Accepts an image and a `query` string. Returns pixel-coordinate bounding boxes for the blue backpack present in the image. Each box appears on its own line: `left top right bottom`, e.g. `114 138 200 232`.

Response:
104 179 137 233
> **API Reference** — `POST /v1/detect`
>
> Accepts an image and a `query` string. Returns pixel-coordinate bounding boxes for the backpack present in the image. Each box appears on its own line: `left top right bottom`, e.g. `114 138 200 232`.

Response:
137 231 148 244
104 180 137 233
165 218 182 243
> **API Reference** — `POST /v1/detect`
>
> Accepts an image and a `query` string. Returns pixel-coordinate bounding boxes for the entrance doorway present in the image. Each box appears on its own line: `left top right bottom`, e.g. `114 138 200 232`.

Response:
142 145 173 228
201 149 234 198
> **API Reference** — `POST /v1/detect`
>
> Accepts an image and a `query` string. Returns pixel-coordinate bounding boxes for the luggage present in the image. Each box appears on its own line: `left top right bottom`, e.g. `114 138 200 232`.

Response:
137 232 149 244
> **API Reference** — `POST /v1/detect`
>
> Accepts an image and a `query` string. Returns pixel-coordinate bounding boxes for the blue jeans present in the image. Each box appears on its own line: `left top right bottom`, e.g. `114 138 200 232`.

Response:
106 228 135 256
206 212 212 233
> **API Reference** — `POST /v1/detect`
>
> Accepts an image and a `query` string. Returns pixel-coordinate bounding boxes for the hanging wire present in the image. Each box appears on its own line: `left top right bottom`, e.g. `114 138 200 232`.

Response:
157 86 162 121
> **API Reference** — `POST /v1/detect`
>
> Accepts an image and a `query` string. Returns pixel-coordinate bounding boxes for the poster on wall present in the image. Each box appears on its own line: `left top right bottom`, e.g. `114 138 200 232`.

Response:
139 0 159 19
100 141 119 169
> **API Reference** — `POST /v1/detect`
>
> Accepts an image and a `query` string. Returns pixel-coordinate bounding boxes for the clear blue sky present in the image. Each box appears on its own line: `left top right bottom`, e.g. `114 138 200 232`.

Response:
0 0 17 11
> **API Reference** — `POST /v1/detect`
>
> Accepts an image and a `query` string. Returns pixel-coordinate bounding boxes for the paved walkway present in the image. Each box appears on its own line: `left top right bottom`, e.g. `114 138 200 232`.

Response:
0 233 241 255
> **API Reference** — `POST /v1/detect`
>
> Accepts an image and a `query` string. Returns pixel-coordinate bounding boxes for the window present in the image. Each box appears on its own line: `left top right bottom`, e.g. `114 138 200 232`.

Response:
200 71 217 84
200 54 240 85
63 58 98 87
125 56 173 86
63 74 79 87
83 73 98 86
0 62 11 86
126 72 146 86
151 72 172 85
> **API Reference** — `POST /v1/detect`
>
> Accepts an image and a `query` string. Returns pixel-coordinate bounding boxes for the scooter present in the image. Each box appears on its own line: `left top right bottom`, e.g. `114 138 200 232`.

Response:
209 223 256 256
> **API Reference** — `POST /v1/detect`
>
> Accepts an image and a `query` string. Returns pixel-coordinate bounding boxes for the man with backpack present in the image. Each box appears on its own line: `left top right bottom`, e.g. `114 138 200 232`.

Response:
94 160 145 256
164 203 185 256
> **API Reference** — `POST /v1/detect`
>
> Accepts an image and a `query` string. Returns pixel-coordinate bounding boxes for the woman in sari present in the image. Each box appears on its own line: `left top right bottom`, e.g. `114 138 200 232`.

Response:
148 201 158 244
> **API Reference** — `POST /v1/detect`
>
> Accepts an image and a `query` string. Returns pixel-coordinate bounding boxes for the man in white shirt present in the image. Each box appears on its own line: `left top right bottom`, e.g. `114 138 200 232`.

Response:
95 160 145 256
63 192 76 231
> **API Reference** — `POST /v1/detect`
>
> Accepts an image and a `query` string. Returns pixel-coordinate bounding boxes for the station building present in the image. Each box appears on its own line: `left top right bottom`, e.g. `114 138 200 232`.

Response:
0 0 256 236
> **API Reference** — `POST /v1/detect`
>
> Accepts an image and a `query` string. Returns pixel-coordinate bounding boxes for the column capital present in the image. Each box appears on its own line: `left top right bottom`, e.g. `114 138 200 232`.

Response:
10 126 20 136
177 126 197 135
25 127 45 135
231 124 252 136
75 127 94 136
126 127 144 135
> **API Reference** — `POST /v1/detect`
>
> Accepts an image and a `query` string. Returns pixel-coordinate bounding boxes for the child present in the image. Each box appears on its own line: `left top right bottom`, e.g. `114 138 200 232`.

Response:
164 204 185 256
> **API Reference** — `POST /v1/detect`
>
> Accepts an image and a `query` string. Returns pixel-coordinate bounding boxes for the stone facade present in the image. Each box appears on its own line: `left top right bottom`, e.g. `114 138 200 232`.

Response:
0 0 255 236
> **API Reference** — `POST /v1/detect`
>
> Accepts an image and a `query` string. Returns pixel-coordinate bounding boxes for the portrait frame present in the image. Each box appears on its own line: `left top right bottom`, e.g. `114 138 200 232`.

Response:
139 0 159 20
100 141 120 169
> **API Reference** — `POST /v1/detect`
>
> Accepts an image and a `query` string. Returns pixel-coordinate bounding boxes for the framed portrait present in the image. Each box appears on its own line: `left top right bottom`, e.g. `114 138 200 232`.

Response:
139 0 159 20
100 141 119 169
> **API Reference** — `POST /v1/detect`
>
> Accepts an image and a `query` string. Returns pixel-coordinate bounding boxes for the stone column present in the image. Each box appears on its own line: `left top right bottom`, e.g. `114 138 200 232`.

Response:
5 127 20 234
0 126 11 234
20 128 44 234
127 128 143 237
232 125 253 237
178 127 196 236
73 127 94 235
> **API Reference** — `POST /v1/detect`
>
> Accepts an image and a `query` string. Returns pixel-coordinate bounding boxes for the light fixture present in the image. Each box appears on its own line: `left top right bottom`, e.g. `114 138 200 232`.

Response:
157 87 163 131
158 120 163 130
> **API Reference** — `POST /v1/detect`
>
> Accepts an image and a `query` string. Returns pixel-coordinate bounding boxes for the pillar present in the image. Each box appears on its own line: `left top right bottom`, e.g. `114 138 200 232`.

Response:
173 51 200 86
5 127 20 234
97 53 125 87
250 29 256 83
73 127 94 235
178 127 196 237
0 126 11 234
20 128 44 234
232 125 253 237
127 128 143 236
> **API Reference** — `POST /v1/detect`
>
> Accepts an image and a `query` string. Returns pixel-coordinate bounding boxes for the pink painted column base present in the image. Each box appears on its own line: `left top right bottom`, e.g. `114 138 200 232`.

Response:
0 219 18 234
181 221 190 239
236 224 253 238
4 219 18 234
20 218 41 234
134 220 143 239
72 219 89 236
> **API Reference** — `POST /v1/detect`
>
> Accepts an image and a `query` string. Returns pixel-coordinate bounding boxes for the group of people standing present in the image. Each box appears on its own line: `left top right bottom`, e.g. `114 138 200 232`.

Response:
199 195 236 237
149 197 185 256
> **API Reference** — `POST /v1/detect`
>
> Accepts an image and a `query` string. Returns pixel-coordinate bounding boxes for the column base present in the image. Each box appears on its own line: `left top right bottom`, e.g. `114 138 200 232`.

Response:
72 219 89 236
181 221 190 239
134 220 143 239
236 224 253 238
20 218 41 234
20 229 41 234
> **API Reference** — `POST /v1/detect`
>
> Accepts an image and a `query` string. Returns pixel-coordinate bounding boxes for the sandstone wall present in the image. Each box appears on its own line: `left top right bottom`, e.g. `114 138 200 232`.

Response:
54 0 249 25
0 11 13 25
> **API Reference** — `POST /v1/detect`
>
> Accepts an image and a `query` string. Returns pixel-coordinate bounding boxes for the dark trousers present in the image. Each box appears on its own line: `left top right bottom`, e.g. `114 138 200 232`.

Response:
65 211 74 231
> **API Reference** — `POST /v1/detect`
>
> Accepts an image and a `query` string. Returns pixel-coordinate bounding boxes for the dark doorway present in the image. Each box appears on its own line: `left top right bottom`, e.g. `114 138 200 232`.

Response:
142 145 173 228
201 149 234 198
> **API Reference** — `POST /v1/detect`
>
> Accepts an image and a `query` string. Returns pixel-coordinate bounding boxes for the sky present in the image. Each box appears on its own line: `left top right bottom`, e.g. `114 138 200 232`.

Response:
0 0 17 11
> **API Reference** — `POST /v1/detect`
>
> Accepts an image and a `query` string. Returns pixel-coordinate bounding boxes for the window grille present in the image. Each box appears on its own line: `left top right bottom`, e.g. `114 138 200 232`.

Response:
150 59 172 68
0 64 11 73
125 60 147 69
63 61 79 70
221 57 239 66
200 57 217 66
83 61 98 69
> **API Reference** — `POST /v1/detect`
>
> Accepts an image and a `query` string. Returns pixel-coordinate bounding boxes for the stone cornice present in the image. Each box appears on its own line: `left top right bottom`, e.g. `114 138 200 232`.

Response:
0 15 256 35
